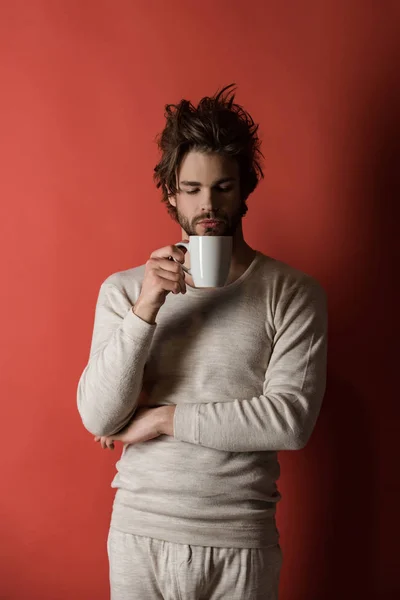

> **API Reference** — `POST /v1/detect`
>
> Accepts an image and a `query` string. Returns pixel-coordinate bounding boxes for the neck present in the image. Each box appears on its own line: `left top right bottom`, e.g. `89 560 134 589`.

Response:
226 223 256 284
180 222 256 286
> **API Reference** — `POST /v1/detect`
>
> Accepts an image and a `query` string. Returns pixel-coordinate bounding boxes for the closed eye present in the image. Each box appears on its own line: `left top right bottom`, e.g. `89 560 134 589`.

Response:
186 186 232 195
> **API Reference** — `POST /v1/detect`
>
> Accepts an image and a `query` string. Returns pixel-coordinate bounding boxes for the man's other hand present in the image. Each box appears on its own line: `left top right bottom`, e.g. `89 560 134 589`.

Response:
94 405 176 450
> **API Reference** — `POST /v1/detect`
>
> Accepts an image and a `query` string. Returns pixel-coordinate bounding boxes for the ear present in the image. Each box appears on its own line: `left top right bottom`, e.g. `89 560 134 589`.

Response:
168 194 177 208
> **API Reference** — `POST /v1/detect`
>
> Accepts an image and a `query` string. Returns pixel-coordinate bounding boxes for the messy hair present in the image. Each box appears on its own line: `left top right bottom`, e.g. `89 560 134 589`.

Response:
153 83 264 220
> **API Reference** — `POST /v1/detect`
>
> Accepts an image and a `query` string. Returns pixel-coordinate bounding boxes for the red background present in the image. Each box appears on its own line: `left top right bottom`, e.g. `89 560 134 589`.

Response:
1 1 399 598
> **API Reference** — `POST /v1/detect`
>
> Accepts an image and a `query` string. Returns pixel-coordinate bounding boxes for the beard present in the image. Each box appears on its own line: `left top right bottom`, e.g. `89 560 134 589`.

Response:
176 204 245 237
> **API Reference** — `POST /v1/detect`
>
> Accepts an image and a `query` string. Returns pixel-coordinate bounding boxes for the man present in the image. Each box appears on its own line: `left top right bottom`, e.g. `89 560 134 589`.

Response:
77 84 328 600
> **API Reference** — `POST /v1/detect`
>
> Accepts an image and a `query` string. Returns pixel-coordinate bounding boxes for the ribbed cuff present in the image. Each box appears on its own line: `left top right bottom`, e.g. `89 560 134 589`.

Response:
173 403 200 445
121 307 157 342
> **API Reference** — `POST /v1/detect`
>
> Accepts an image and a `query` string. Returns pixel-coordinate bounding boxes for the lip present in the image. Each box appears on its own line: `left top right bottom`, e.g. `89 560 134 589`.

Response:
199 220 224 226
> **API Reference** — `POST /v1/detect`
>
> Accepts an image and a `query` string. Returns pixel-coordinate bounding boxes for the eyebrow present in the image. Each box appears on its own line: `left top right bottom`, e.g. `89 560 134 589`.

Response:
180 177 236 187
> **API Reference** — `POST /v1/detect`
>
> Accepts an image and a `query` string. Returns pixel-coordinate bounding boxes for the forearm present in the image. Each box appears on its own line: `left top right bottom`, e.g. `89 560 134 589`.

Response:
173 389 324 452
77 307 155 436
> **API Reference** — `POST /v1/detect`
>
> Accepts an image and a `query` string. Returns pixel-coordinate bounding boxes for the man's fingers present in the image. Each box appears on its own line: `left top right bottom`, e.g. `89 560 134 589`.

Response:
94 435 114 449
148 257 184 275
150 245 186 263
154 269 186 295
154 266 182 282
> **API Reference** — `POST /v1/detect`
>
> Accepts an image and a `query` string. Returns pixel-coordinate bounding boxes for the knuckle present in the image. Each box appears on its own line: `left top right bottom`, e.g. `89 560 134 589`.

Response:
149 270 159 283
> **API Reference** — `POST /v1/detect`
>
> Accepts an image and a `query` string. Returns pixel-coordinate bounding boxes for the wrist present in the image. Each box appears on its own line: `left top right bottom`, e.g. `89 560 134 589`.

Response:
133 298 160 324
157 405 176 437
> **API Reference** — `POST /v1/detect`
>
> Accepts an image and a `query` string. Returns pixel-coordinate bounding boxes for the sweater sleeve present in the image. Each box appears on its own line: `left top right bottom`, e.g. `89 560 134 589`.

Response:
77 282 156 437
173 277 328 452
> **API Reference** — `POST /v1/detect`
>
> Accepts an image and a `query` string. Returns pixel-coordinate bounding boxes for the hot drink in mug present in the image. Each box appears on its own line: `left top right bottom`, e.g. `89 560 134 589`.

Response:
174 236 232 288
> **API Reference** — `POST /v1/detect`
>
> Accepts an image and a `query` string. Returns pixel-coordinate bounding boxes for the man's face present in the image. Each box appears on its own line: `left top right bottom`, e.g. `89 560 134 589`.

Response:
169 151 244 236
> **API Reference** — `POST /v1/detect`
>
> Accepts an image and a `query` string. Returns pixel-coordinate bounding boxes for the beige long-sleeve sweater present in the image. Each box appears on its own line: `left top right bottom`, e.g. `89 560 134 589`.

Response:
77 251 327 548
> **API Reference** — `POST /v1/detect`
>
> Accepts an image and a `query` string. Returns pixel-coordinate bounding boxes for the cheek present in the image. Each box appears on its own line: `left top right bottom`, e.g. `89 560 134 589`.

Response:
176 197 196 217
224 192 242 212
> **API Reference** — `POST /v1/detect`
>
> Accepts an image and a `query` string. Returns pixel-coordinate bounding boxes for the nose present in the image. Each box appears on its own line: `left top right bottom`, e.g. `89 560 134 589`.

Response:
200 187 220 214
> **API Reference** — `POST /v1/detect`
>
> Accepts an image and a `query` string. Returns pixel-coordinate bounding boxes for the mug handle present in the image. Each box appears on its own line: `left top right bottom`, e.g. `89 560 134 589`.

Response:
174 242 191 275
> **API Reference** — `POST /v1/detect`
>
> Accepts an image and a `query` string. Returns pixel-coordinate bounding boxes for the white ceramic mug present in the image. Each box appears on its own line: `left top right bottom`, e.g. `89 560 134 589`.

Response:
175 236 232 288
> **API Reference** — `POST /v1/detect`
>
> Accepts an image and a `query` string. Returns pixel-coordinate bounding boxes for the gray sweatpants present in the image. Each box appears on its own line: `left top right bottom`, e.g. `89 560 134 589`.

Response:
107 527 282 599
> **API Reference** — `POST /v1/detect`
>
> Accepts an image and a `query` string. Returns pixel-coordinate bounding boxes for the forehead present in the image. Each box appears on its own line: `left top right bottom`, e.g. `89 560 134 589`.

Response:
177 151 238 183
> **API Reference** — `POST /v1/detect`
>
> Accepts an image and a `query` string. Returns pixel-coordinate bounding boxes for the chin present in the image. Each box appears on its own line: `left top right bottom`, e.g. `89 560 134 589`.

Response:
198 225 230 236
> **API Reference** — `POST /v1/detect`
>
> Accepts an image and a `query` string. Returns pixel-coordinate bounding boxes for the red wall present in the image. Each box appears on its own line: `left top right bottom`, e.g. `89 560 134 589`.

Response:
1 2 399 598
